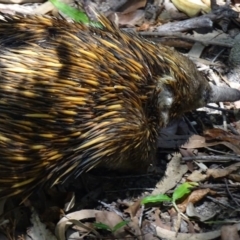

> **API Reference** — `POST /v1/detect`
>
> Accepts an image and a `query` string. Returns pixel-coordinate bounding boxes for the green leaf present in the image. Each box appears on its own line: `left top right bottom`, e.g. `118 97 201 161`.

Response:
172 182 198 202
49 0 89 23
93 222 112 232
112 220 129 232
141 194 172 205
49 0 102 27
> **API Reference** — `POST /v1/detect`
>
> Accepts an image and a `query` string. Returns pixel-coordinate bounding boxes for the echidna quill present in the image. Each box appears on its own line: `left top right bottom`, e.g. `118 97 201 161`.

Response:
0 14 239 198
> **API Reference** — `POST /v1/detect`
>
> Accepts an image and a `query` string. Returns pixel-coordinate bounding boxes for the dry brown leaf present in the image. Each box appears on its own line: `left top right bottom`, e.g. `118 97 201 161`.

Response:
181 135 207 149
152 153 188 195
114 10 146 27
124 199 141 218
179 148 195 158
221 225 240 240
182 134 240 154
141 220 156 240
55 209 102 240
137 22 151 31
177 188 211 213
219 142 240 155
235 120 240 133
179 148 195 172
207 168 229 178
116 0 147 14
207 162 240 178
229 173 240 182
154 209 171 230
187 188 211 203
127 216 143 240
204 128 240 144
154 223 240 240
187 170 208 182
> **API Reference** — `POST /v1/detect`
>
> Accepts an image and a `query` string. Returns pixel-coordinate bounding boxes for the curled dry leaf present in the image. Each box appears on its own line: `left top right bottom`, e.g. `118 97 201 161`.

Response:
186 202 216 221
55 209 102 240
154 223 240 240
207 162 240 179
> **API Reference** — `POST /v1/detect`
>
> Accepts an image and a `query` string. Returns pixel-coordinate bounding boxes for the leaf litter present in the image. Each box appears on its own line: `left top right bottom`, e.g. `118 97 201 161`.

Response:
1 0 240 239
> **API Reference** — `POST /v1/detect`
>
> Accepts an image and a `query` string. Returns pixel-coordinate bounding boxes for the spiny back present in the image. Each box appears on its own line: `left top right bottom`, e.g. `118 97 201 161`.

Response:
0 14 210 198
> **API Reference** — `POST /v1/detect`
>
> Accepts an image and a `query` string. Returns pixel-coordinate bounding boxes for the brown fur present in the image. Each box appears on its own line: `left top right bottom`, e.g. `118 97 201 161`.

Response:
0 14 212 197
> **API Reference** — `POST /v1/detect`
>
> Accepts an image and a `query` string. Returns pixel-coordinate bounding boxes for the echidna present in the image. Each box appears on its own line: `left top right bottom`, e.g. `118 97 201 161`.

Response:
0 14 239 198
